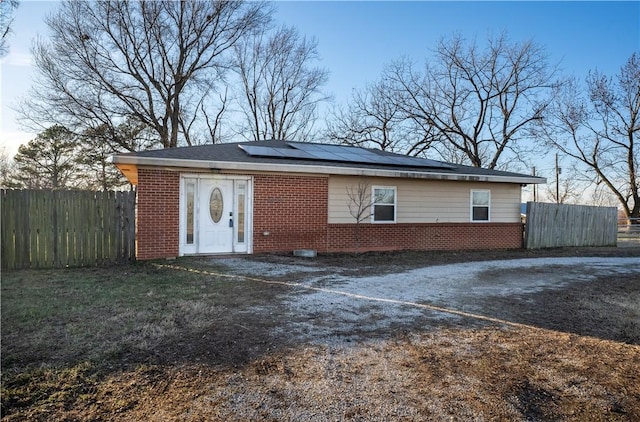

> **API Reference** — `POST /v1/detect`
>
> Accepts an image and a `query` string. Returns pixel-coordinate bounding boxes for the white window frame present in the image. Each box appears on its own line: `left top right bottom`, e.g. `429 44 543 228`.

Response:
371 186 397 223
470 189 491 222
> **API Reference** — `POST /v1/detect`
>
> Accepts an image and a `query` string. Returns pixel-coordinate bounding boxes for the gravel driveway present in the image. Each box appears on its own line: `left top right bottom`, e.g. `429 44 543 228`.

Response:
216 256 640 345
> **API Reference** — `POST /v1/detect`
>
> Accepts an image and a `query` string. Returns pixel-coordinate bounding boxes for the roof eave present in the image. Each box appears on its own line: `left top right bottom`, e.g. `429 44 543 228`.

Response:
112 155 546 185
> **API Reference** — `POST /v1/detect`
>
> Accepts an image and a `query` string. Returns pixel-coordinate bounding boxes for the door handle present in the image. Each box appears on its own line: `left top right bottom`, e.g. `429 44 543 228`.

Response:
229 219 234 227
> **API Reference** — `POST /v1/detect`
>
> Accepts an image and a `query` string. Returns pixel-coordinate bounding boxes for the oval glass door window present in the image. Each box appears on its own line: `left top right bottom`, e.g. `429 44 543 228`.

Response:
209 187 223 223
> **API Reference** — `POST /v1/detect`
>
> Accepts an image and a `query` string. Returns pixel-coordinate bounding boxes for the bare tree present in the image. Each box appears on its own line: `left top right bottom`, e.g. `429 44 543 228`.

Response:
0 0 18 57
540 165 582 204
589 183 620 209
326 76 436 156
17 0 271 149
346 180 373 253
234 25 330 141
539 53 639 223
0 145 15 188
201 87 231 144
387 33 556 169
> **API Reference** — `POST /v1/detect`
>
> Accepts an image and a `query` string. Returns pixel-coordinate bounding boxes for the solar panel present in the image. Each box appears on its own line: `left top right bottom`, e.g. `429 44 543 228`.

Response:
239 142 453 170
292 142 364 155
239 145 284 157
239 144 315 160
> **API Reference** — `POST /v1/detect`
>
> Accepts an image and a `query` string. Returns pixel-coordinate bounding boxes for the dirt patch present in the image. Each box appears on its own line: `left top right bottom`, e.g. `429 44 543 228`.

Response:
473 265 640 344
5 328 638 421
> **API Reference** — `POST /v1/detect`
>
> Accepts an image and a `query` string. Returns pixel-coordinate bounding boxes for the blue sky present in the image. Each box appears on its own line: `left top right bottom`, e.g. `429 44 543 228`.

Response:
1 0 639 163
275 1 639 105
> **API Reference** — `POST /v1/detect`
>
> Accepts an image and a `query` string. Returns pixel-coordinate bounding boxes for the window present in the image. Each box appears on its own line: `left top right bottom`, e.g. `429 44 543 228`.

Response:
186 181 195 244
372 186 396 223
236 182 246 244
471 190 490 222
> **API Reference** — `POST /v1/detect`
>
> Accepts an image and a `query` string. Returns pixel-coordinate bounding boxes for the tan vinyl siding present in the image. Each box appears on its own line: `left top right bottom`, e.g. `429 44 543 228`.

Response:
328 176 522 224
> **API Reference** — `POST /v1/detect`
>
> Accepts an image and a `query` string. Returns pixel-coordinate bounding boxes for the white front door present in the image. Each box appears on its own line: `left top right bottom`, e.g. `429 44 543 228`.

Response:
180 176 251 255
199 179 234 254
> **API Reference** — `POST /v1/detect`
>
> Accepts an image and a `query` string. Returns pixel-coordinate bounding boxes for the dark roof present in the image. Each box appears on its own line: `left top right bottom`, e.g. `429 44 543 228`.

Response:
114 140 545 184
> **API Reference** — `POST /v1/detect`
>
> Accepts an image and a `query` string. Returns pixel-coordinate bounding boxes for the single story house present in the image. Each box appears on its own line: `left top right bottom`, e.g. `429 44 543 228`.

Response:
112 141 545 259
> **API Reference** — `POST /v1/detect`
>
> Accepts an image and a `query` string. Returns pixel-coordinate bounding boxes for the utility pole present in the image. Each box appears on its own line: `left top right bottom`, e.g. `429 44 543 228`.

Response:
555 153 561 204
532 166 537 202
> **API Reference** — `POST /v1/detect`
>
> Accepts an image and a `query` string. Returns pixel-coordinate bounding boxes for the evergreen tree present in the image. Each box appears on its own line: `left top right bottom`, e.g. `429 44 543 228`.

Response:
77 121 150 191
9 125 80 189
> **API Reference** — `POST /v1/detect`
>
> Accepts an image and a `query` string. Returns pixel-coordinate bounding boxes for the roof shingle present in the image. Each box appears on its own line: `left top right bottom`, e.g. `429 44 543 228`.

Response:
113 140 546 184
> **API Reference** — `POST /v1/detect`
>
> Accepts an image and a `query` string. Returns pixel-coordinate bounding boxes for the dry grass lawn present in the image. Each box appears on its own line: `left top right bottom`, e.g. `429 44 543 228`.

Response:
2 248 639 421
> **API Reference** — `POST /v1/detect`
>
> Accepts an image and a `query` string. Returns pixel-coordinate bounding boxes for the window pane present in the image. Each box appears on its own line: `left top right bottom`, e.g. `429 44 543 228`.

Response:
473 191 490 206
209 187 223 223
186 182 195 244
374 188 395 204
374 204 395 221
237 184 245 244
473 206 489 221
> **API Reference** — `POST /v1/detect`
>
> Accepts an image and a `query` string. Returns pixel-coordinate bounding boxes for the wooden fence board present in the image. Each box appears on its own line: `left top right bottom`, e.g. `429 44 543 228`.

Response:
33 191 44 267
525 202 618 249
29 191 38 267
124 191 136 262
1 190 15 267
54 191 62 267
58 191 69 267
18 190 29 267
112 191 120 262
1 189 136 269
68 191 77 267
95 192 103 264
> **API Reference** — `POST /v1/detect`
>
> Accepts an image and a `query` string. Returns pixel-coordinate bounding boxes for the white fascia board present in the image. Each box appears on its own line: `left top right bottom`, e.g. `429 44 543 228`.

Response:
112 155 547 185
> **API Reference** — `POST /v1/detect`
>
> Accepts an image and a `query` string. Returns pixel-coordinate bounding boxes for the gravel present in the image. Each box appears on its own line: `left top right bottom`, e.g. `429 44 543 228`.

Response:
217 256 640 345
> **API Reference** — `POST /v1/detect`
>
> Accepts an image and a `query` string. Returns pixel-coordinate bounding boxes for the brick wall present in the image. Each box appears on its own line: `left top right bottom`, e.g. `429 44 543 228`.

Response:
137 168 180 260
253 174 328 253
327 222 523 253
135 168 523 258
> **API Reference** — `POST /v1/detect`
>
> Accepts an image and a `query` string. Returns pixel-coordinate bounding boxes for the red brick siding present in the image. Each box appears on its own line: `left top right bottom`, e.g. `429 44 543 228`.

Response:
137 168 180 260
253 174 328 253
327 223 523 253
135 168 523 257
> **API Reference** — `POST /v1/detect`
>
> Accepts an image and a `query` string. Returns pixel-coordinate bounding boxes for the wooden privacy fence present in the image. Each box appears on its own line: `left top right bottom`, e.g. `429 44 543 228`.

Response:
524 202 617 249
1 189 136 269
